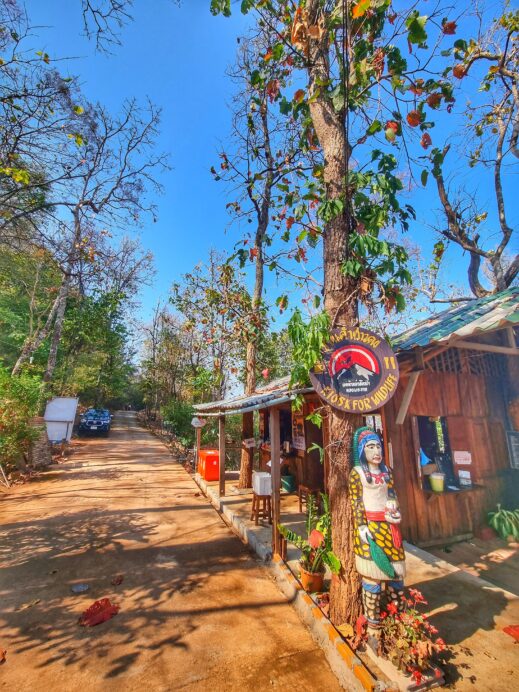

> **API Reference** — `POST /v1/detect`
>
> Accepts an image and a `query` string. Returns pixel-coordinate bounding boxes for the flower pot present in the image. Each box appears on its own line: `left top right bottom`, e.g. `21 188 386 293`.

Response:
299 566 324 593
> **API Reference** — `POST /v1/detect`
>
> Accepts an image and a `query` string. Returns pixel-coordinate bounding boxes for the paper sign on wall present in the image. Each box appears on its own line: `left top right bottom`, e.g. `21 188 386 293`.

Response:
458 469 472 486
454 451 472 465
243 438 256 449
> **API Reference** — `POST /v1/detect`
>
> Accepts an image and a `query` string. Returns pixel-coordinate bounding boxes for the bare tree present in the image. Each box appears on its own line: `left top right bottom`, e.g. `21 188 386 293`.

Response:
429 9 518 300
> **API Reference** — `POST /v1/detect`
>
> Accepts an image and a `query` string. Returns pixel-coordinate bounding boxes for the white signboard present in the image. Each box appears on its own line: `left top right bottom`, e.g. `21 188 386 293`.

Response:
243 437 256 449
44 397 79 442
453 450 472 466
44 397 78 423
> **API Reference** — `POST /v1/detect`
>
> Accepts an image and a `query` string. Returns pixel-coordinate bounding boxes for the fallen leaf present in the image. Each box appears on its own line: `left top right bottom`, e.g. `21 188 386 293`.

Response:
337 623 354 638
78 598 119 627
111 574 124 586
16 599 40 611
0 647 6 664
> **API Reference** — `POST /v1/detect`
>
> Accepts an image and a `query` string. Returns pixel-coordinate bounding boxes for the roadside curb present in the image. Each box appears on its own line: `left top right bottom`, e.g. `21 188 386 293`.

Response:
193 472 391 692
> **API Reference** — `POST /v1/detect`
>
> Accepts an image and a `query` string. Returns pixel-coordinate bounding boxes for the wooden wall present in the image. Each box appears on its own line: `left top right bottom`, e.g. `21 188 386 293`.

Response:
384 369 510 546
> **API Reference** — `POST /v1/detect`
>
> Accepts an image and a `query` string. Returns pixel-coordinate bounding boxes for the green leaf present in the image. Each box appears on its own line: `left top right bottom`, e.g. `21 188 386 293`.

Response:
73 105 84 115
367 120 382 135
250 69 262 87
421 170 428 187
406 13 428 44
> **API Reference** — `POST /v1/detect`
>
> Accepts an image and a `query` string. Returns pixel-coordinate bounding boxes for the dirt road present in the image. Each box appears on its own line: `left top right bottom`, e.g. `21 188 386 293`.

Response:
0 412 341 691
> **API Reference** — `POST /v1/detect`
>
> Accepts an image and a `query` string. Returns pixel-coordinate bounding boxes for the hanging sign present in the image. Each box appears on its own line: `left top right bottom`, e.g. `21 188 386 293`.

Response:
309 326 399 413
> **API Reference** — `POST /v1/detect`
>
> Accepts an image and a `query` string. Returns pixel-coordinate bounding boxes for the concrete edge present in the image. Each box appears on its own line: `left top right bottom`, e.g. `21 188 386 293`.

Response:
192 473 394 692
404 542 519 601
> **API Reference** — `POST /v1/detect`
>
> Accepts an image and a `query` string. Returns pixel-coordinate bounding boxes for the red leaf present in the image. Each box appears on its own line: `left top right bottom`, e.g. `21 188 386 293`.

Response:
442 21 457 35
406 110 421 127
503 625 519 642
294 89 305 103
453 64 466 79
426 93 442 108
78 598 119 627
420 133 432 149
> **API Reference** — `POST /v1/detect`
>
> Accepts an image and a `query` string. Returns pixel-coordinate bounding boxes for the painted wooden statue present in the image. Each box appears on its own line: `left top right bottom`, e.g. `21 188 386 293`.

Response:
349 426 406 643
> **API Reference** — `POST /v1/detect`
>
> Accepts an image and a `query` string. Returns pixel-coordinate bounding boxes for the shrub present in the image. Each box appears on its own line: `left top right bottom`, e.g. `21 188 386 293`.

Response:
161 399 195 447
0 366 42 470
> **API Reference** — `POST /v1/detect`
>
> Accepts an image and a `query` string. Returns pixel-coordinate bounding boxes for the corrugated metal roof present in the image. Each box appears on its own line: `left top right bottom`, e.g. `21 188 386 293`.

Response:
194 376 311 415
194 289 518 414
393 287 519 352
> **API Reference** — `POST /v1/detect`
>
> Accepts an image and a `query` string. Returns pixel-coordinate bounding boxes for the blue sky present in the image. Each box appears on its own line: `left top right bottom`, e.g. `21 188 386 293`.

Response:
24 1 517 328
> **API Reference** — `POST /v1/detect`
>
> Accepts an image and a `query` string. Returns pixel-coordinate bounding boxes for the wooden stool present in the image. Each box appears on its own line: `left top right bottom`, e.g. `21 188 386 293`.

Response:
298 485 319 513
251 493 272 525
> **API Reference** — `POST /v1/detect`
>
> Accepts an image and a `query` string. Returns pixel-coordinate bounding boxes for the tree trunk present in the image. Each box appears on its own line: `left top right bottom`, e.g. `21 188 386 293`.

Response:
11 290 62 375
237 258 264 488
237 196 267 489
43 274 70 382
306 19 363 625
323 211 363 627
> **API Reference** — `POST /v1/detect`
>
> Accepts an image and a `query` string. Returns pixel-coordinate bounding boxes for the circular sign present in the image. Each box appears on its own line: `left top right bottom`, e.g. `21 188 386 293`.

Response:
309 326 399 413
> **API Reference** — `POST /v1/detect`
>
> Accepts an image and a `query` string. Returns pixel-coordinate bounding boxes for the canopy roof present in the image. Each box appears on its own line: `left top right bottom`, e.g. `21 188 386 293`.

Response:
393 287 519 351
194 376 312 416
194 288 518 416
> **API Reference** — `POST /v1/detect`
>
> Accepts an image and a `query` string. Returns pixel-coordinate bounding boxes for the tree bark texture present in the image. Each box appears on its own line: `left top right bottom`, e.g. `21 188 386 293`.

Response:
306 10 363 626
43 274 70 382
238 100 270 488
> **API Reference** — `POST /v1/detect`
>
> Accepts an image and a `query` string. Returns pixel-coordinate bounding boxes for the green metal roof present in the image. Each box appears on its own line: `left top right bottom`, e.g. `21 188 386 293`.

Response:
393 287 519 352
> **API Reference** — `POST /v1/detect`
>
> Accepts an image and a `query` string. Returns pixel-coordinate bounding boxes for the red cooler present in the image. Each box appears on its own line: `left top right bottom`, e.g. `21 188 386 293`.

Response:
198 449 220 481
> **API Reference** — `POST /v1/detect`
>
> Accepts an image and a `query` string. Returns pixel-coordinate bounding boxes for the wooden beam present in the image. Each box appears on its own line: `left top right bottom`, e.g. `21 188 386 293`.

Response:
506 327 517 348
195 427 201 474
218 416 226 497
269 407 281 557
396 371 421 425
451 339 519 356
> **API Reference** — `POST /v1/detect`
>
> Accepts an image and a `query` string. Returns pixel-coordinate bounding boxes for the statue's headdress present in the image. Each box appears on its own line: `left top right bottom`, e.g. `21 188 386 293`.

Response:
352 426 390 484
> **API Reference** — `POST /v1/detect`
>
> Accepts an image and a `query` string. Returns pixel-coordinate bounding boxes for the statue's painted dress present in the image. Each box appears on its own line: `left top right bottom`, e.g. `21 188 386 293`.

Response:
350 466 406 581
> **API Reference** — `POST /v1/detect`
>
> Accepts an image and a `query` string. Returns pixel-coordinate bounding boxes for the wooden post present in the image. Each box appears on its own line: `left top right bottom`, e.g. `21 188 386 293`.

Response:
219 415 226 497
195 427 201 474
269 407 281 557
396 370 421 425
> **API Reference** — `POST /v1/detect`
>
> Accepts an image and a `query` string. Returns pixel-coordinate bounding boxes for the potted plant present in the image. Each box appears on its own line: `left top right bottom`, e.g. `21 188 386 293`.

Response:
278 493 341 592
378 588 446 688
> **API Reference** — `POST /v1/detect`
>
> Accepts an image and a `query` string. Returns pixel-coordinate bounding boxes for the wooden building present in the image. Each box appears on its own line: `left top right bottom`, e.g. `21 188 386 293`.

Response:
194 288 519 551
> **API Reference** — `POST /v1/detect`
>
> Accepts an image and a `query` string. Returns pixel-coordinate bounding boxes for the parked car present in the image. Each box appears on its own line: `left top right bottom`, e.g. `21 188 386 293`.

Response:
78 408 112 436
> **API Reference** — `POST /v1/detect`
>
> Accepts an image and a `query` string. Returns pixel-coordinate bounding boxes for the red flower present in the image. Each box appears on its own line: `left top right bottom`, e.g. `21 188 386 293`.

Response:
387 602 398 615
309 529 325 549
408 588 427 604
411 669 423 685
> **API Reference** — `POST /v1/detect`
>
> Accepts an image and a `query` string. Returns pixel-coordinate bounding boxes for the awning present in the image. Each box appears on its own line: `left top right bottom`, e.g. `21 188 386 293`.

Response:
193 376 312 417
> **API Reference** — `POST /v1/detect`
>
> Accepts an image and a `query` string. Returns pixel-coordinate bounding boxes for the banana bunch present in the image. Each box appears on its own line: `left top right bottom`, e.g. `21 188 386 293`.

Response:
488 504 519 541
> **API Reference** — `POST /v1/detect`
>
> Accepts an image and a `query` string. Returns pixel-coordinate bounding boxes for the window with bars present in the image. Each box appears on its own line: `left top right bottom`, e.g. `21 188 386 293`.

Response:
427 347 505 377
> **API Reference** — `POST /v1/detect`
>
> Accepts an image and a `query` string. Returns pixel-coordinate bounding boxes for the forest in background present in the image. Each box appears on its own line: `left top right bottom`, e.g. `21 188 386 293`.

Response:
1 1 517 477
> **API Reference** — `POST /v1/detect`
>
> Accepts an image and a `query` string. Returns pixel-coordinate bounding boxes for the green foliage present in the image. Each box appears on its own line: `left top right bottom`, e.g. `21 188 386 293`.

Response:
0 366 42 469
488 504 519 541
278 493 341 575
287 309 330 388
161 399 195 446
